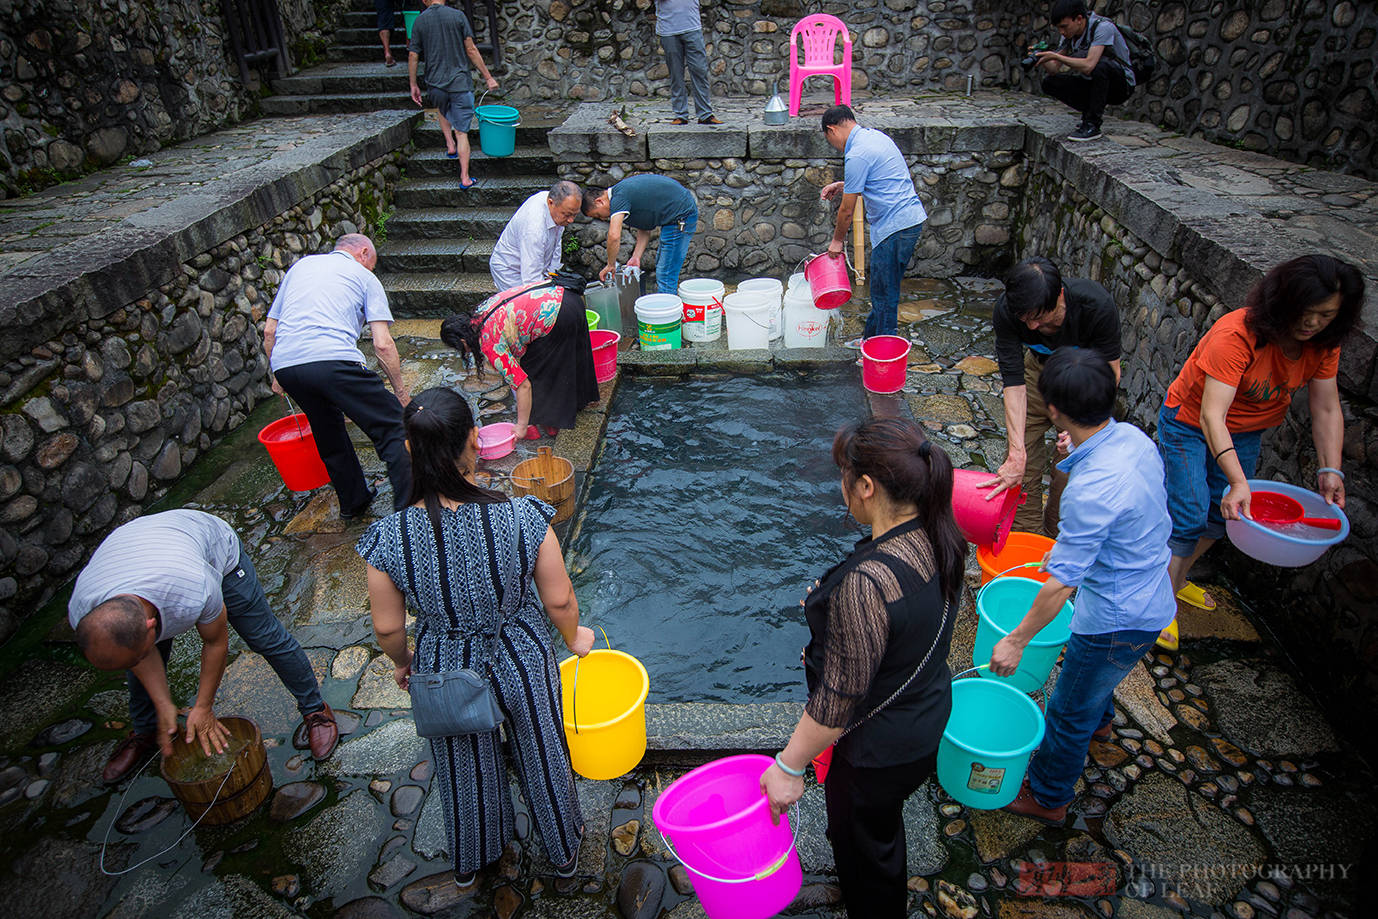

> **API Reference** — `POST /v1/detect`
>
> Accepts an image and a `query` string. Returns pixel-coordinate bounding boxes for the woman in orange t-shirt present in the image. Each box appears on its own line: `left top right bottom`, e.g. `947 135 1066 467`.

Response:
1155 254 1364 648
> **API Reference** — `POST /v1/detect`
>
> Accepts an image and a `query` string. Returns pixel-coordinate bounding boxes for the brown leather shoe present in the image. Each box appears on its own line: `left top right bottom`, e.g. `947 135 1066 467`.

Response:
304 704 339 760
1002 777 1067 826
102 731 159 783
1091 723 1113 743
698 115 723 125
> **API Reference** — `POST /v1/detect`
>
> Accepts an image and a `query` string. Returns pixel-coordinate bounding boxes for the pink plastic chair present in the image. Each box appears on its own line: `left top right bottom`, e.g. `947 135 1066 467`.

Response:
788 14 853 117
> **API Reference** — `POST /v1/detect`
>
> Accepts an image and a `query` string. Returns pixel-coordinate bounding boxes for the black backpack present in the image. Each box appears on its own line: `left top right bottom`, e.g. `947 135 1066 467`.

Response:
1113 20 1158 85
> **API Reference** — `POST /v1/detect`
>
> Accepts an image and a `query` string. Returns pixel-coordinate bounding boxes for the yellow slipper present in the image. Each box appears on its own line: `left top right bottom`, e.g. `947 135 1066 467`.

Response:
1155 618 1179 652
1175 581 1216 611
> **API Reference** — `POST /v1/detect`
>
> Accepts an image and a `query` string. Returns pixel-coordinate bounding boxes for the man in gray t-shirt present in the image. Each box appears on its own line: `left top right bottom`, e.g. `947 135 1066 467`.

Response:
1033 0 1135 142
408 0 499 189
69 510 337 782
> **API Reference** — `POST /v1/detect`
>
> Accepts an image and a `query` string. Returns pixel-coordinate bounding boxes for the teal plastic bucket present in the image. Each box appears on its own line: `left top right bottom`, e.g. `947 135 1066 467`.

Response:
476 102 520 157
937 675 1046 809
403 10 419 40
971 576 1074 694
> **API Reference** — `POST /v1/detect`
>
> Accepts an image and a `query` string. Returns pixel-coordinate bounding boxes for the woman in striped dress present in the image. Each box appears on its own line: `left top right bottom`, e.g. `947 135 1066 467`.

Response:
357 386 594 884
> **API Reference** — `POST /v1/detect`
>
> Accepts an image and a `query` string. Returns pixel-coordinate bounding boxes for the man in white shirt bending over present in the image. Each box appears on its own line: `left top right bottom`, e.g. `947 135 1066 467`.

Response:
489 180 582 291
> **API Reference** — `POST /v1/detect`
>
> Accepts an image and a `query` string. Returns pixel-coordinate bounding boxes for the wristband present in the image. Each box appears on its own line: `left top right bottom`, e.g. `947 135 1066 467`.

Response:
1213 446 1237 462
774 753 805 777
1318 467 1345 481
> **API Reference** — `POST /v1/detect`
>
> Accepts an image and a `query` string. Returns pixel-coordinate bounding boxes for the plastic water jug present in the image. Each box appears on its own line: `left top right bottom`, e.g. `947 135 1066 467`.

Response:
585 282 622 336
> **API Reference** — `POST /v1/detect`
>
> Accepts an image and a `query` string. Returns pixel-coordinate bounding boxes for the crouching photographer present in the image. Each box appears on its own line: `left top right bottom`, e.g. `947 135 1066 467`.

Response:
1027 0 1135 142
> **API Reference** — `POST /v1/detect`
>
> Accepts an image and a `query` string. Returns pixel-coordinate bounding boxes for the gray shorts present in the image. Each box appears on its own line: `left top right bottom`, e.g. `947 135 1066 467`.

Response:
430 88 475 132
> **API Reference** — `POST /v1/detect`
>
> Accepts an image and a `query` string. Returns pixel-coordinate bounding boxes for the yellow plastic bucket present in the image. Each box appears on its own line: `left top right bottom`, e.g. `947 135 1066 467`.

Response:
559 648 649 780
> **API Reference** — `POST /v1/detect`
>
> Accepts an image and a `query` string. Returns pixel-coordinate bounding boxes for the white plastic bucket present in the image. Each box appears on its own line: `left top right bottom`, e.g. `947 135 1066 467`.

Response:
782 286 831 349
678 278 724 343
736 278 784 340
787 271 807 294
635 294 683 351
722 291 773 350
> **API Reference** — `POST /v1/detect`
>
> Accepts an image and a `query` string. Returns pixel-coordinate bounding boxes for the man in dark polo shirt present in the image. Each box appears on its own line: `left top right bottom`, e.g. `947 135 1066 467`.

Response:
978 256 1122 536
582 174 699 294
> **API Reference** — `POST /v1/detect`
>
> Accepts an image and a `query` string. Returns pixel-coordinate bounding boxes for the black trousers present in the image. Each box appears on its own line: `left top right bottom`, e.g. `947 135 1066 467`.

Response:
1042 59 1131 128
825 749 938 918
274 360 411 513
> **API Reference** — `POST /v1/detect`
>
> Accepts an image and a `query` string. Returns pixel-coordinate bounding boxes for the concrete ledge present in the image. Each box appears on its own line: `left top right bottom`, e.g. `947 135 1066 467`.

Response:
548 104 647 161
648 124 747 159
617 345 855 374
0 110 420 365
645 701 796 761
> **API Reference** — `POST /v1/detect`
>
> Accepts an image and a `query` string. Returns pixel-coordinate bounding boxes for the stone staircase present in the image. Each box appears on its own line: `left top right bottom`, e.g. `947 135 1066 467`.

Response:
264 3 569 317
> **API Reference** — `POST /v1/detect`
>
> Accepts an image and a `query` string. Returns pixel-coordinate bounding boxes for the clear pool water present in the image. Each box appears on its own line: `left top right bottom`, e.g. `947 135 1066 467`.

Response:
568 368 869 703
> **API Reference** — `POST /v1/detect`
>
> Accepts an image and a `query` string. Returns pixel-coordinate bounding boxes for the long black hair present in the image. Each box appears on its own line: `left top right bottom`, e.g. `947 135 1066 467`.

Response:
403 387 505 506
439 313 487 373
832 417 968 609
1244 254 1365 350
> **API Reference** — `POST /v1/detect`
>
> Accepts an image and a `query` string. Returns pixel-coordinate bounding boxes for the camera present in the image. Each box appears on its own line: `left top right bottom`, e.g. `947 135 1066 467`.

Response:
1020 40 1051 69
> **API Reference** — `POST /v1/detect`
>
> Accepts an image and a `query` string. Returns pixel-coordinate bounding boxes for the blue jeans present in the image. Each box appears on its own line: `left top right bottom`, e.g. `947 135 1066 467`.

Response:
1156 403 1262 556
865 223 923 338
655 213 697 294
128 542 324 734
1028 628 1159 807
660 30 714 120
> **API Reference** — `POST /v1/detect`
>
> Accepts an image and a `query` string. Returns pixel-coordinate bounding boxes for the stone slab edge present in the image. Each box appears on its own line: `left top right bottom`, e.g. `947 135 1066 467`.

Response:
617 346 856 374
0 110 421 366
646 701 797 759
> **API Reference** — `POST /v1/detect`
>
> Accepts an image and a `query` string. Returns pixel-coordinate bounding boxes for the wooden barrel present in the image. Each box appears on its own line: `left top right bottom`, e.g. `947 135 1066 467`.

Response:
160 716 272 826
510 446 575 522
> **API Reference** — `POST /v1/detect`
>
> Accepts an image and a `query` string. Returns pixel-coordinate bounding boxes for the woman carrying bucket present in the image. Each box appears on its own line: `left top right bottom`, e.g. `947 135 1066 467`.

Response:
357 388 595 885
985 348 1175 826
761 418 965 918
441 276 600 439
1154 255 1363 650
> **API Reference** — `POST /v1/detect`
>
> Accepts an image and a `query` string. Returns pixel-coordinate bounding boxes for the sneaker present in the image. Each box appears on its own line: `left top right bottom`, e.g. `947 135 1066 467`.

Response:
843 337 864 350
339 486 379 521
1067 123 1102 142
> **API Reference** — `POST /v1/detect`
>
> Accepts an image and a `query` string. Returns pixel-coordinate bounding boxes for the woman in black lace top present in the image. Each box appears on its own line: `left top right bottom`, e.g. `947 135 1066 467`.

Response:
762 417 967 917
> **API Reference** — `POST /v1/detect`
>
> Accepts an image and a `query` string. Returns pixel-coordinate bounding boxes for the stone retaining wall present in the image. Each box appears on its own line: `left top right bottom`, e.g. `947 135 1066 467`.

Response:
0 0 350 196
0 149 405 643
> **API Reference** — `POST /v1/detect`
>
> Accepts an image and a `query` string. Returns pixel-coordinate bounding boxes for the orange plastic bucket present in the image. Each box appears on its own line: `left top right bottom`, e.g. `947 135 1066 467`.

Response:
258 413 330 491
976 532 1055 585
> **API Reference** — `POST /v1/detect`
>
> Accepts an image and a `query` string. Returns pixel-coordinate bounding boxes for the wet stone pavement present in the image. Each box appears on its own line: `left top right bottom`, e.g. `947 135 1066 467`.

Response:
0 280 1372 918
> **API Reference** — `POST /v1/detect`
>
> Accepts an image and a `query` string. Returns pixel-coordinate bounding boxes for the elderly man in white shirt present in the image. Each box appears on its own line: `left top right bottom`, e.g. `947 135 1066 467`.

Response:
489 180 582 290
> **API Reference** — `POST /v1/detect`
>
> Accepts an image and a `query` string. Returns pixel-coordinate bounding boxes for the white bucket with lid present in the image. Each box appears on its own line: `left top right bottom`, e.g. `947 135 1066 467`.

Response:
783 285 831 349
634 293 683 350
736 278 784 340
677 278 724 342
722 290 774 350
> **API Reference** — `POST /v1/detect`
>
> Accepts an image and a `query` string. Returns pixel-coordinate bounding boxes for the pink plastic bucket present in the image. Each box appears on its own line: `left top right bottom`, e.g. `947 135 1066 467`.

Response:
952 468 1025 553
803 252 851 309
476 422 518 460
590 329 621 384
860 335 911 394
651 754 802 919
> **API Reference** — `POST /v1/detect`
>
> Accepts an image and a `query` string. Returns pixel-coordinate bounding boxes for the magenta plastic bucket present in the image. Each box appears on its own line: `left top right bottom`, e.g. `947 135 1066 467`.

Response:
860 335 911 393
951 468 1025 552
651 754 802 919
803 252 851 309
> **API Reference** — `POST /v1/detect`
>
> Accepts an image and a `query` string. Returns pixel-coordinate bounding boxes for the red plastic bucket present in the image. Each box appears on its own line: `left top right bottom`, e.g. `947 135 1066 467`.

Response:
258 413 330 491
951 468 1025 553
812 746 833 784
803 252 851 309
591 330 621 383
860 335 911 394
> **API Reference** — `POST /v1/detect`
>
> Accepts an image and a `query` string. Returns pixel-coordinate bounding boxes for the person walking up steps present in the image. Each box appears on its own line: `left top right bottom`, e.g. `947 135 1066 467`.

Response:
409 0 499 188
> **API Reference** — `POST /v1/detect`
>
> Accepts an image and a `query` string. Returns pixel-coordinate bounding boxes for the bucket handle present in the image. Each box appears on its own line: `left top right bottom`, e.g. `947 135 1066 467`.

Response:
99 751 240 876
974 561 1051 606
952 663 992 681
281 394 307 439
798 248 857 278
659 801 800 884
569 625 612 736
476 90 522 127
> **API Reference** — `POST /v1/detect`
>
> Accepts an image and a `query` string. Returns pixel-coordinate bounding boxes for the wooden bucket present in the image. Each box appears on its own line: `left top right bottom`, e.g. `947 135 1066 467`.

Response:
160 716 272 826
510 446 575 523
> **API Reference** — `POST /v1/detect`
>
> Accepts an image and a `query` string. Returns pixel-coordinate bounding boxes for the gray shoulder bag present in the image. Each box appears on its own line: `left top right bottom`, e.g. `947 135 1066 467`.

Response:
407 497 525 738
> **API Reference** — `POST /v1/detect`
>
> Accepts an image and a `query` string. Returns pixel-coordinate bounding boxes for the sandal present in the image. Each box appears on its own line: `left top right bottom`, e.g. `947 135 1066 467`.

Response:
1155 618 1179 652
1175 581 1216 611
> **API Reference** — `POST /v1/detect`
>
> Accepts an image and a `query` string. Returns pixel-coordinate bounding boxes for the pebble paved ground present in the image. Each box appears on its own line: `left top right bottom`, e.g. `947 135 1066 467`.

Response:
0 282 1371 919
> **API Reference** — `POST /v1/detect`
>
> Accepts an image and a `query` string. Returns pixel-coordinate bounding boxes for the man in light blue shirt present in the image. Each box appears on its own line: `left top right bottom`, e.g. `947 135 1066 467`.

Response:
265 234 411 518
655 0 718 125
820 105 928 344
987 347 1174 825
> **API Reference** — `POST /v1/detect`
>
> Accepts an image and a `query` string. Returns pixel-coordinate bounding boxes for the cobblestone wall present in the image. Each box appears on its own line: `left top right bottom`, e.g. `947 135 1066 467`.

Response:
0 0 350 197
558 150 1023 282
1005 0 1378 178
0 152 403 642
1015 162 1378 755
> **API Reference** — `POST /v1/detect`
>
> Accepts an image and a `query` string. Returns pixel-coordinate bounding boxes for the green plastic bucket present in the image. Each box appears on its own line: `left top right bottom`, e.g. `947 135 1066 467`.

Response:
403 10 420 39
634 294 682 351
475 94 520 157
971 576 1074 694
586 309 599 331
937 674 1046 809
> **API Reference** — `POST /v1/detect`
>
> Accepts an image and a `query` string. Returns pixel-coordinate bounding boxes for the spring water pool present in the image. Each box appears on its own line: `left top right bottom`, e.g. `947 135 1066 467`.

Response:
568 367 869 703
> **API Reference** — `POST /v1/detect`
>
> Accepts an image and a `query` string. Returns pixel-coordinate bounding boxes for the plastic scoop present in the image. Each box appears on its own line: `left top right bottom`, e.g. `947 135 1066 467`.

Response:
1249 491 1342 531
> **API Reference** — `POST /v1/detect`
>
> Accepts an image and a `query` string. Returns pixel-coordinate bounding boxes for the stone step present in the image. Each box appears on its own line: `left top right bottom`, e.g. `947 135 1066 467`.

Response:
386 206 513 240
394 175 552 209
335 26 407 46
271 62 412 96
406 147 554 179
379 271 497 316
377 238 495 274
260 93 416 116
415 119 563 150
328 43 402 63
